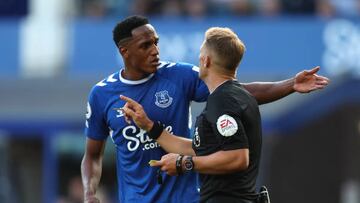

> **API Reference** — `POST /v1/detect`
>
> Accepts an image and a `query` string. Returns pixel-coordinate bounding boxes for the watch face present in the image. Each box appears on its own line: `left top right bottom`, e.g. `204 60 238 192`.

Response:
184 157 193 171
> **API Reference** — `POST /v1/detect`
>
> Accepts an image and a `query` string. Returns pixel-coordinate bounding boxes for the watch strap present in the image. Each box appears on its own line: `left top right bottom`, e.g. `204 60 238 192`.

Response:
176 154 184 174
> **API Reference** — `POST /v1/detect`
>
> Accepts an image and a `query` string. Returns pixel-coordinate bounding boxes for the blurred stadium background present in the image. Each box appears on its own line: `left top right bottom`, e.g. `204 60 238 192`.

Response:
0 0 360 203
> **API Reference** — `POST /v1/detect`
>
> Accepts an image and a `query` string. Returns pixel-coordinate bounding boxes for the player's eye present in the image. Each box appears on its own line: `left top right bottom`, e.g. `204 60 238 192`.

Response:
143 42 151 49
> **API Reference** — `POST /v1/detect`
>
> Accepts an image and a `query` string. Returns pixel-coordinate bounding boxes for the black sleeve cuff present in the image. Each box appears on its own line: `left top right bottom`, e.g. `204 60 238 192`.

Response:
147 121 164 140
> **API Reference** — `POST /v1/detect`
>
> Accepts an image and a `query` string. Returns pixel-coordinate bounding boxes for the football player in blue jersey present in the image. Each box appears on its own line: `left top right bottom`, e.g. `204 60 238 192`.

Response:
81 15 329 203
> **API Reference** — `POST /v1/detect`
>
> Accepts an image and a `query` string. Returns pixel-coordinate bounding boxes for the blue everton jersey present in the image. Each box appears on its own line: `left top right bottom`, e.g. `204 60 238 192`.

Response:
85 62 209 203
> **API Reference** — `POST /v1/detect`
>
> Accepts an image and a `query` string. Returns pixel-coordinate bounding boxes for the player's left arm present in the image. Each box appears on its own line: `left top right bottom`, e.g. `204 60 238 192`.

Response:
242 66 330 105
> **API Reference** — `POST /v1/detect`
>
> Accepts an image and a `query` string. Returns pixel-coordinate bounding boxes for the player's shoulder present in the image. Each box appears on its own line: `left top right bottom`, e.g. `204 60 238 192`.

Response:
90 71 120 96
157 61 198 73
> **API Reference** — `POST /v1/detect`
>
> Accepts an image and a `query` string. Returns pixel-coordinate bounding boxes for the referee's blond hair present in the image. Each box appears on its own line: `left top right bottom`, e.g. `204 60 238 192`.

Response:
204 27 245 72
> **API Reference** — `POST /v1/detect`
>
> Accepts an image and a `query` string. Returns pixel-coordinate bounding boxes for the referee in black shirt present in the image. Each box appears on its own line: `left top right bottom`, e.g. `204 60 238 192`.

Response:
121 27 262 203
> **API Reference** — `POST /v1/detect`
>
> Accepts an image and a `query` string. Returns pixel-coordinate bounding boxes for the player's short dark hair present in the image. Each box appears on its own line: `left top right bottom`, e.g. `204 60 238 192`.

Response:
113 15 149 48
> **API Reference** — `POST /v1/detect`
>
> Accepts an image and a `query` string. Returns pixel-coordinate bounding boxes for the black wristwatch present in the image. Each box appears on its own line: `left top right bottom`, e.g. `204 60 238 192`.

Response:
183 156 194 172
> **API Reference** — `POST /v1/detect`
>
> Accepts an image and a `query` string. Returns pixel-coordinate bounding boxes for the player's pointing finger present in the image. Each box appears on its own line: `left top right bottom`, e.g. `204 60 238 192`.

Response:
120 95 143 111
122 106 136 118
120 95 136 105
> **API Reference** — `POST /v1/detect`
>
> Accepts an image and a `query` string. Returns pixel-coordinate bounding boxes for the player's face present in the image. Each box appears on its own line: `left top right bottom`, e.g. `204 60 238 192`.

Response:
123 24 160 76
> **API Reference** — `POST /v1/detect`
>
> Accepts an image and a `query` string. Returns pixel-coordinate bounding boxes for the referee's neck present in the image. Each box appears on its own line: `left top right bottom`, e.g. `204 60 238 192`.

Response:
205 74 234 94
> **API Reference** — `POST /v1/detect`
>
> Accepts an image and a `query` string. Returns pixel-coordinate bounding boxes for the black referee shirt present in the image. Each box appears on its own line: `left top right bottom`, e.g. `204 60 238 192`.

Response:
192 80 262 203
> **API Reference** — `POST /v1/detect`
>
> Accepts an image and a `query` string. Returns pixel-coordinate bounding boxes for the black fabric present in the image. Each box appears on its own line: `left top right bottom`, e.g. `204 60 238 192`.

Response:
147 121 164 139
205 194 256 203
176 154 184 174
192 80 262 203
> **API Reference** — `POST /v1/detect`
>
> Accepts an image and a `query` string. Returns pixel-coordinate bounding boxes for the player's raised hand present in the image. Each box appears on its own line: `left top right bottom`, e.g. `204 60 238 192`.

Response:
294 66 330 93
120 95 154 131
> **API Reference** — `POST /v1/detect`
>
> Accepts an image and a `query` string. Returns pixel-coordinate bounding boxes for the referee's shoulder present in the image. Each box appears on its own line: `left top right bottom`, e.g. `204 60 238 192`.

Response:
208 89 233 106
211 85 248 105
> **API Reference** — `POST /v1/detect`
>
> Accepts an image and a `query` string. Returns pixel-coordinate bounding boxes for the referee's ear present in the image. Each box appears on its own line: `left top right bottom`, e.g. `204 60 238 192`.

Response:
204 55 211 68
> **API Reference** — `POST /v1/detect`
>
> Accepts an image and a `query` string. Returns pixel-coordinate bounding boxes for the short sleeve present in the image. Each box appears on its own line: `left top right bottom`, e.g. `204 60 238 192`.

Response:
84 86 109 140
206 96 249 151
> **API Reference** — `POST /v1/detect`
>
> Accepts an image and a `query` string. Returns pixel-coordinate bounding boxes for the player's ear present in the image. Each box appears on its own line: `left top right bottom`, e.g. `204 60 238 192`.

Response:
119 47 128 57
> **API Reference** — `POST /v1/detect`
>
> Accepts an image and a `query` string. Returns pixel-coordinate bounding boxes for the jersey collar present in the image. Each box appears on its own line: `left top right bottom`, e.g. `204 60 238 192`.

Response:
119 69 155 85
210 79 235 94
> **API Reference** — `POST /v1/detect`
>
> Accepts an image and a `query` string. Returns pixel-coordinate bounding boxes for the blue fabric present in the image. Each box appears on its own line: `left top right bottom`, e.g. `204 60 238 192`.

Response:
85 61 208 203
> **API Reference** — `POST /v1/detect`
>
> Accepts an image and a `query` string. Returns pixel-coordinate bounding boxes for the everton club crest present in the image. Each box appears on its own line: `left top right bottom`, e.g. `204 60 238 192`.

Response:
155 90 173 108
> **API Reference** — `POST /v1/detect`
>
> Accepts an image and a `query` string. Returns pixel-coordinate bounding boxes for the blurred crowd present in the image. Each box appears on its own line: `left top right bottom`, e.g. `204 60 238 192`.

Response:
77 0 360 18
